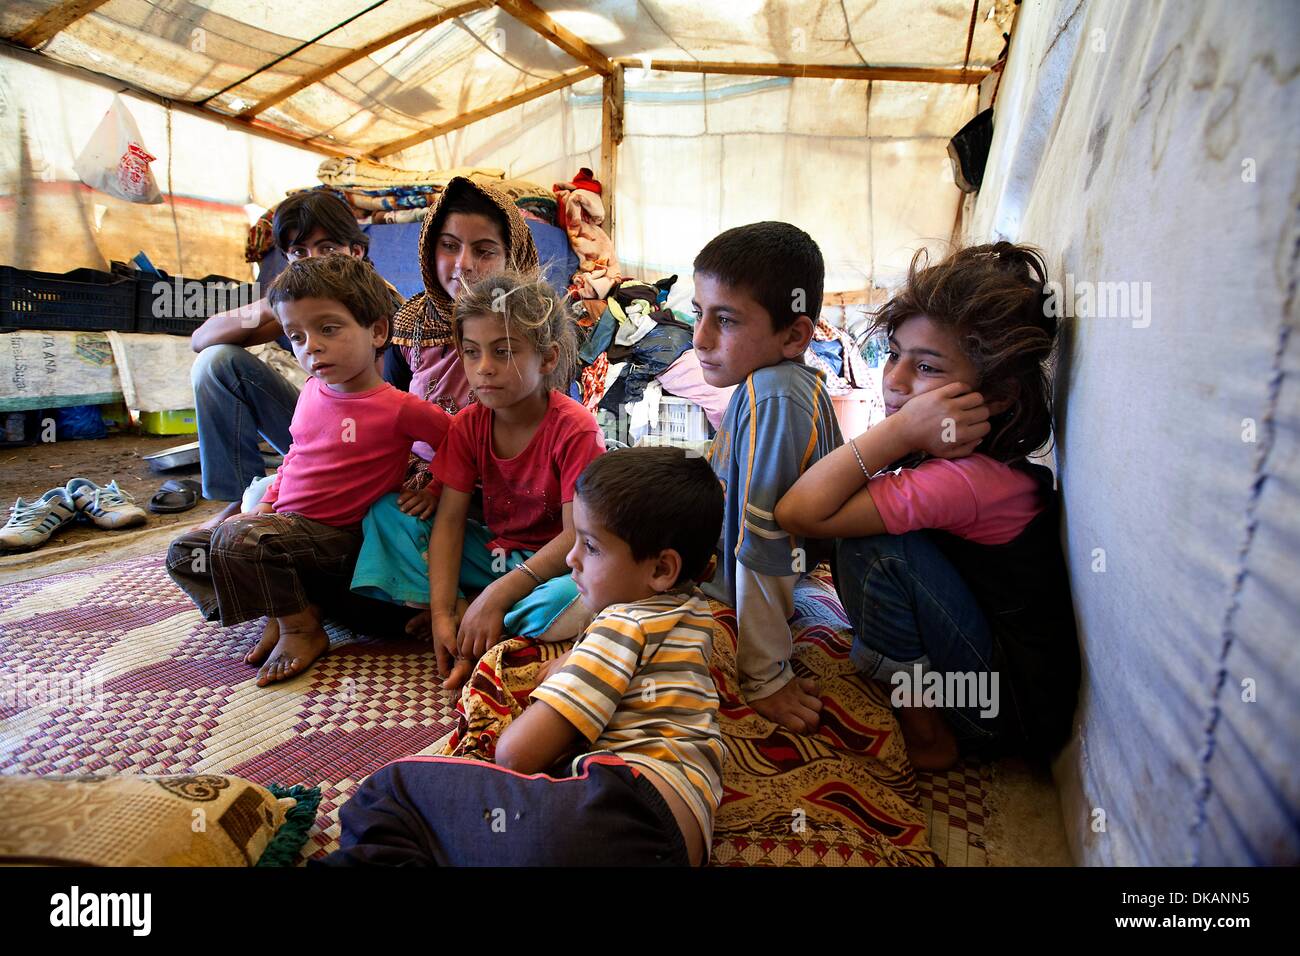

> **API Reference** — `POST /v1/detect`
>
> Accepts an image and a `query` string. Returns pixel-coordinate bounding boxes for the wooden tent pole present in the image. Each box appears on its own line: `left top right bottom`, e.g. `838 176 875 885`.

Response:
616 59 987 85
9 0 111 49
600 65 624 234
368 66 597 159
495 0 612 75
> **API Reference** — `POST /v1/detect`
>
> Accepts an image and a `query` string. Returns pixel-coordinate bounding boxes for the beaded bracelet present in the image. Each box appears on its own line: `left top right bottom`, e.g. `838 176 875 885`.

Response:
849 438 872 480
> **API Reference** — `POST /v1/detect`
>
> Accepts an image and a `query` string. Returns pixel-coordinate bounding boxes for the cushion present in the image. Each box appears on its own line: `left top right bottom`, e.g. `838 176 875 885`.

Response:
0 773 317 866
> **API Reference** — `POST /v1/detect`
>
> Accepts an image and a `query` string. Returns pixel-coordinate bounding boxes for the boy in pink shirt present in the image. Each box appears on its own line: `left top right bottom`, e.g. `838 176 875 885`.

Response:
167 256 451 687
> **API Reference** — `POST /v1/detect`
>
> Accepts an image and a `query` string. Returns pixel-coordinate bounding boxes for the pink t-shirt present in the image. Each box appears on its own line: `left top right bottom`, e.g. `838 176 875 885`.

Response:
262 378 451 527
403 344 471 461
432 391 605 553
866 454 1044 546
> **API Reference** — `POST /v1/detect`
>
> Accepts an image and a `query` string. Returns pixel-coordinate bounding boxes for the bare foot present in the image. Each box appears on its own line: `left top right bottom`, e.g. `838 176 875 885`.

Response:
255 606 329 687
894 706 959 771
198 500 240 531
748 677 823 734
243 617 279 665
442 657 472 692
404 609 432 641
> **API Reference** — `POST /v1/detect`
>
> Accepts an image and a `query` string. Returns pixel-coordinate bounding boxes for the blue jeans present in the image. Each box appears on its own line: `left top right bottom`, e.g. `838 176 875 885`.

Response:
835 532 998 742
191 345 300 501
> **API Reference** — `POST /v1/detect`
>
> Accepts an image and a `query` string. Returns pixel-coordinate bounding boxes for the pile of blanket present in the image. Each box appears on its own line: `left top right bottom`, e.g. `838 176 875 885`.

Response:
244 158 557 261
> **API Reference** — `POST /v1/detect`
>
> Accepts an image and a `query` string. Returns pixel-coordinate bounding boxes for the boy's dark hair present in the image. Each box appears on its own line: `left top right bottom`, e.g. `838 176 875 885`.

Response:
273 191 369 257
693 221 824 332
871 241 1056 461
576 447 724 588
453 270 576 391
268 255 401 355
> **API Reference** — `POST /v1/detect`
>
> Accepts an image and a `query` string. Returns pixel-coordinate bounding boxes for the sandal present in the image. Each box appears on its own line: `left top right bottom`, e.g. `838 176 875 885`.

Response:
149 478 202 514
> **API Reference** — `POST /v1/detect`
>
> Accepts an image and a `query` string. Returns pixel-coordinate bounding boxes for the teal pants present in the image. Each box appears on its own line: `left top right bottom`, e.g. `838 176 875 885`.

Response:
351 493 580 639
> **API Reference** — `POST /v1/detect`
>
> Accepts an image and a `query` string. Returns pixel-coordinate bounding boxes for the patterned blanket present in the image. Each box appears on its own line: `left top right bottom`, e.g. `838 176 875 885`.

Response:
0 556 938 866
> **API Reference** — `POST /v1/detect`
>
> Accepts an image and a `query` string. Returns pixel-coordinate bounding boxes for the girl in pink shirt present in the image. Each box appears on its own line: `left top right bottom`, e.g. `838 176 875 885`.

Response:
167 256 450 688
352 271 605 691
776 243 1080 770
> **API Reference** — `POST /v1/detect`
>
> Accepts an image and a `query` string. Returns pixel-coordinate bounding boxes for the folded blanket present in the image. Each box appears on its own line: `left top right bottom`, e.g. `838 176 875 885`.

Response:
317 157 504 189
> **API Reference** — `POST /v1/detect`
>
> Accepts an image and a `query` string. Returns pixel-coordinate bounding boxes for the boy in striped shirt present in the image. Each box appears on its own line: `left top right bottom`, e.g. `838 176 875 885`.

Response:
322 447 725 866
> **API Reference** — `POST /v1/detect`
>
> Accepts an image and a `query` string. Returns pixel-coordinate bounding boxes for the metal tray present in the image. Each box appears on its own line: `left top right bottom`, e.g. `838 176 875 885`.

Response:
143 441 200 472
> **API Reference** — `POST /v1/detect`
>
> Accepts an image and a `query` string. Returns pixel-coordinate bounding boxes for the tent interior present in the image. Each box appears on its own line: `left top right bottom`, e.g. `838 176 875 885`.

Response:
0 0 1295 869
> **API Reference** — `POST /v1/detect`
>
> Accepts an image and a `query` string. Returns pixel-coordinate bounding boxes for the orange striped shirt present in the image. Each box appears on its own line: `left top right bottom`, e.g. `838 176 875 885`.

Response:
531 590 725 843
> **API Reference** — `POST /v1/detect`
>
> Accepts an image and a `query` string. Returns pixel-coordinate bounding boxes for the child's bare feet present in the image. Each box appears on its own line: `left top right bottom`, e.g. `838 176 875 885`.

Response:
749 677 823 733
404 609 432 640
406 598 467 642
251 606 329 687
244 617 279 665
894 705 959 771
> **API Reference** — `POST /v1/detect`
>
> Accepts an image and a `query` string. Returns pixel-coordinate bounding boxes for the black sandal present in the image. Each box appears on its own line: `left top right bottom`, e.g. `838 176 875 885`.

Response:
148 478 202 514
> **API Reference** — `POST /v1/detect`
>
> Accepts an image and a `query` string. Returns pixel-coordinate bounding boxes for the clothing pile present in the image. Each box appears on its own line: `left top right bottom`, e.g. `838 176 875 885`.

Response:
244 158 556 261
805 317 875 394
570 275 735 443
554 167 619 277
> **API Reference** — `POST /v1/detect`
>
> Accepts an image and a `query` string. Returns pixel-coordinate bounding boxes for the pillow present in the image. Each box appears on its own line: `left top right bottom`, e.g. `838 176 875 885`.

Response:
0 773 320 867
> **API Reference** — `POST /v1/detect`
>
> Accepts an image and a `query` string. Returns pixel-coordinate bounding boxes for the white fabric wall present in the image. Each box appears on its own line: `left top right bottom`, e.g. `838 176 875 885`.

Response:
0 48 324 277
612 72 975 311
970 0 1299 865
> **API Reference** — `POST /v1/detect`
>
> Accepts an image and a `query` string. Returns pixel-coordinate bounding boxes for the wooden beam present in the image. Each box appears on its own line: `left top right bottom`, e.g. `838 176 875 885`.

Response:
11 0 112 49
0 38 353 158
962 1 980 76
496 0 611 75
241 0 492 118
615 58 987 85
600 65 623 235
368 66 596 159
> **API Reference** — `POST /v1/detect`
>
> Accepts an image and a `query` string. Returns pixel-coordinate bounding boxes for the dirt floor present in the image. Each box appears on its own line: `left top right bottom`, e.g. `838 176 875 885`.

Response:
0 432 229 583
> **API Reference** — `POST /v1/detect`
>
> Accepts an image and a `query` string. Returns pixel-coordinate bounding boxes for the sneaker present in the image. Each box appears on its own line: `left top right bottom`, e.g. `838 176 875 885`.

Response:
0 488 78 551
66 478 148 530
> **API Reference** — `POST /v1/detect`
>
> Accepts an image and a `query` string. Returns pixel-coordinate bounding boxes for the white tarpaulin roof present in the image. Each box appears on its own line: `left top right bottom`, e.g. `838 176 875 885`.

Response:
1 2 1010 287
1 1 1010 153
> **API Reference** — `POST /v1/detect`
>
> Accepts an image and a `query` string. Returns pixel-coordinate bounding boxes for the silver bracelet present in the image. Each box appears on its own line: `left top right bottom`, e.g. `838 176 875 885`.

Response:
515 561 543 585
849 438 872 480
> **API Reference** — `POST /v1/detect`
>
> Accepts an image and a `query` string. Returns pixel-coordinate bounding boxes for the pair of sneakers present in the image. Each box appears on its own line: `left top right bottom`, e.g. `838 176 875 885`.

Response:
0 478 147 552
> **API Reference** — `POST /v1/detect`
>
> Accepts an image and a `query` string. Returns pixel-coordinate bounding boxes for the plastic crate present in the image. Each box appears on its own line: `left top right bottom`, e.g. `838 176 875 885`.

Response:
135 274 259 335
0 266 136 333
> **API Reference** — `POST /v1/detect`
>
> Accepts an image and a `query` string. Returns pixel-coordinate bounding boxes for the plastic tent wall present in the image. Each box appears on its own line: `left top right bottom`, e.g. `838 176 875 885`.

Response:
971 0 1299 864
0 47 323 277
1 1 1008 296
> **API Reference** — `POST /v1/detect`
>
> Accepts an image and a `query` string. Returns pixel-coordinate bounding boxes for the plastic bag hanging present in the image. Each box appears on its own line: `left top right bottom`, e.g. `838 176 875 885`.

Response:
73 94 163 204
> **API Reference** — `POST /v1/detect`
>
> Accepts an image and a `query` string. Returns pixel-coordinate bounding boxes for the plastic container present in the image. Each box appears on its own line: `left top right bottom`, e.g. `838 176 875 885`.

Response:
623 396 712 448
139 408 198 435
134 274 258 335
0 266 136 333
830 388 882 438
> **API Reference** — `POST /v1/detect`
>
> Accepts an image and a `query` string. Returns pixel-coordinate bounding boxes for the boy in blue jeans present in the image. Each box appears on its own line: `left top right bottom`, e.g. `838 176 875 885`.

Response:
692 222 843 734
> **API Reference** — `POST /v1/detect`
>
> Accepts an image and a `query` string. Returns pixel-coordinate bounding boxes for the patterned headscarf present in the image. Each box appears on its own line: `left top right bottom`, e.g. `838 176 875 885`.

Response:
390 176 540 348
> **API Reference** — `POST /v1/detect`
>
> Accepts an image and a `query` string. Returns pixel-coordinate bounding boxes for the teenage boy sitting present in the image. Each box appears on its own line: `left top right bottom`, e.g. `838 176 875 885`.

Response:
320 447 725 866
691 221 843 734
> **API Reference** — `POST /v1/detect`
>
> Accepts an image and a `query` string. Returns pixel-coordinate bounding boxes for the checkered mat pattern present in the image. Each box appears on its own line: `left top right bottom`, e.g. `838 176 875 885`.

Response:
0 552 457 861
0 556 991 866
